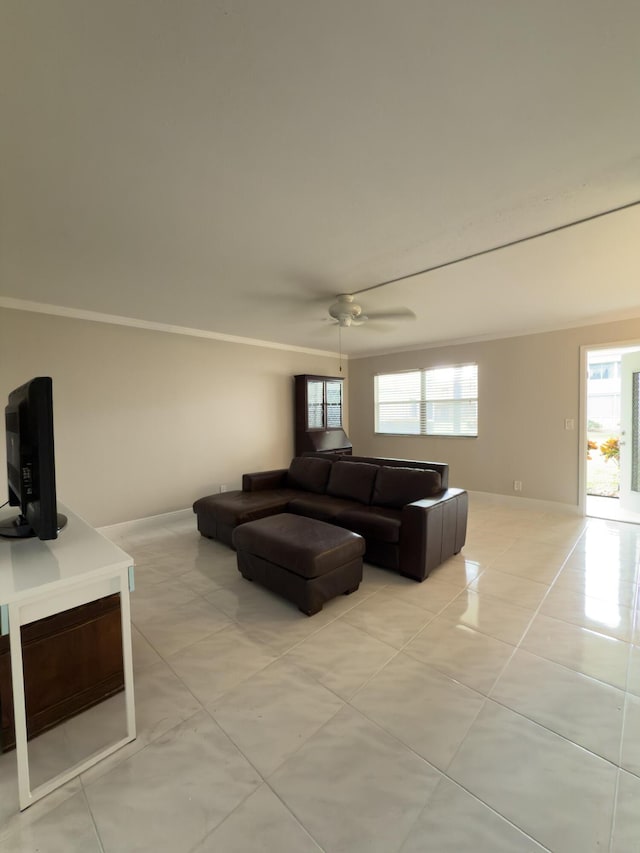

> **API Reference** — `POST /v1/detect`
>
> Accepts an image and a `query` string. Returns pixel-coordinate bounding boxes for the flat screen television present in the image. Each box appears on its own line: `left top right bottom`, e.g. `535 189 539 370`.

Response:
0 376 67 541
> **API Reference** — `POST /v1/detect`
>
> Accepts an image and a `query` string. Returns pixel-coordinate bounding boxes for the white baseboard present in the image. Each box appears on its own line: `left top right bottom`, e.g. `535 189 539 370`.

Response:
98 507 193 538
99 491 584 540
98 491 583 542
467 490 583 516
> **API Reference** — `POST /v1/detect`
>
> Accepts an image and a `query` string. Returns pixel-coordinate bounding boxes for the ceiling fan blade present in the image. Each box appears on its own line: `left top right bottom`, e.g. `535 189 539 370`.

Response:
364 308 416 321
356 320 398 333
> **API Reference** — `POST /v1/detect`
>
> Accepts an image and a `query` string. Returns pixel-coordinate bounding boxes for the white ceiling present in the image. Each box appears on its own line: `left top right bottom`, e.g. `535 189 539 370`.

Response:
2 1 640 357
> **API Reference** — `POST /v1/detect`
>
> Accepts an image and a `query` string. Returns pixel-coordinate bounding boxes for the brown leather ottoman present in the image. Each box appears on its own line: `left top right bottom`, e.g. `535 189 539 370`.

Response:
232 513 364 616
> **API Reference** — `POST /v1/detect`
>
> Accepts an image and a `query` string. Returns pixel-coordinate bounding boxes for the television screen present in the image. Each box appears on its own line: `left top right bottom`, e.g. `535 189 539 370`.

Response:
1 377 66 540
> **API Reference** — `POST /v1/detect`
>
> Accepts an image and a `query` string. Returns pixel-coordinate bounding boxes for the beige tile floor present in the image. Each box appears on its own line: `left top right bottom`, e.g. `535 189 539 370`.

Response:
1 495 639 852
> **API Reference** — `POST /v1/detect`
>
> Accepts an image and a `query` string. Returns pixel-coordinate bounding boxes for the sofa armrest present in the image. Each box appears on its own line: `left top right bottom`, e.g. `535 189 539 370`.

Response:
399 488 468 581
242 469 288 492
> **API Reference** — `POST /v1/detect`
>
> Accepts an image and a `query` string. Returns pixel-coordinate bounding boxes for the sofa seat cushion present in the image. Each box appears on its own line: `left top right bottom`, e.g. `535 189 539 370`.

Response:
193 489 301 527
372 466 442 509
232 513 365 579
326 461 379 504
286 456 332 493
335 506 402 543
287 494 361 523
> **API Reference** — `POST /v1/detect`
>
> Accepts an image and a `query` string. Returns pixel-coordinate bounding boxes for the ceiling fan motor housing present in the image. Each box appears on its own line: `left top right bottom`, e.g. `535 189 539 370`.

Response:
329 294 363 326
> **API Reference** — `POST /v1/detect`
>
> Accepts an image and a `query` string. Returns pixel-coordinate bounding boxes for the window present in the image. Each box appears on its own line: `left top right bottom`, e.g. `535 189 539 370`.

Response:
589 361 620 381
375 364 478 437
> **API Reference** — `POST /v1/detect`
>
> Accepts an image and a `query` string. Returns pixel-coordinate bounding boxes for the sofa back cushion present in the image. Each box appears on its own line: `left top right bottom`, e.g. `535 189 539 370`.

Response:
286 456 332 494
372 466 442 508
326 461 379 505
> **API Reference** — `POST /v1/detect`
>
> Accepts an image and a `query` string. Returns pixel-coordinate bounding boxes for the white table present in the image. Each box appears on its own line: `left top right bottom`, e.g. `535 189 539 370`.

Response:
0 504 136 810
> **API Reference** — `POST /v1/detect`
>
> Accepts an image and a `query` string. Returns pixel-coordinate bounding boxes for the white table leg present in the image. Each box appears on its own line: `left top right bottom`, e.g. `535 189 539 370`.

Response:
120 568 136 742
8 567 136 810
8 600 32 809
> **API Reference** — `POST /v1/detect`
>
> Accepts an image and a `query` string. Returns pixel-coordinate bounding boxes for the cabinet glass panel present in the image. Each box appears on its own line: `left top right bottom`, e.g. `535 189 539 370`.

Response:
307 380 325 429
326 381 343 428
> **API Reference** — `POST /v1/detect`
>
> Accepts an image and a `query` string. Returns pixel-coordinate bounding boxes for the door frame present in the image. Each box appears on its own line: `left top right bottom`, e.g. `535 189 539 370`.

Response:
579 338 640 516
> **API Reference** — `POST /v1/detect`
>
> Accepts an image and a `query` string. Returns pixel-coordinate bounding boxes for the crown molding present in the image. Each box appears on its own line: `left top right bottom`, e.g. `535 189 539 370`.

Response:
0 297 344 359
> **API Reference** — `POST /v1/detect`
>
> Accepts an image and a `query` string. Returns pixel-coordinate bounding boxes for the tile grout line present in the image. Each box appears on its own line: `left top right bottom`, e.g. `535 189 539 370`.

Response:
102 513 635 852
608 560 640 853
194 707 331 853
400 522 603 850
330 536 571 851
78 782 106 853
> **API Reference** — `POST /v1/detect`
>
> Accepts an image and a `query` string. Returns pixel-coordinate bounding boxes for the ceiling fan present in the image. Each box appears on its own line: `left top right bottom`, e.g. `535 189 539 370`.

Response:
327 294 415 328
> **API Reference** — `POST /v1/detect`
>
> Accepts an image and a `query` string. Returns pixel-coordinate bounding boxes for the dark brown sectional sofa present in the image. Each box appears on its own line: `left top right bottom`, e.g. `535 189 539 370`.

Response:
193 454 468 582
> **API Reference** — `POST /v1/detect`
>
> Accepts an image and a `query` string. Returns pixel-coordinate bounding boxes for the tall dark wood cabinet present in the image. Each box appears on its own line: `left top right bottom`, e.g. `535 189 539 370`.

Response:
294 374 352 456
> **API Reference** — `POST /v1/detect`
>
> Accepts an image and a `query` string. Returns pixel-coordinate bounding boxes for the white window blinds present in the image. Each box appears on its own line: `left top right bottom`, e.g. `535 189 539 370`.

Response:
375 364 478 437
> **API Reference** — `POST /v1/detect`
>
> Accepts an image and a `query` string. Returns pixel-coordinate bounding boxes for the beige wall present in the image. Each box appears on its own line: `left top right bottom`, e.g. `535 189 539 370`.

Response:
348 317 640 506
5 306 640 521
0 308 346 526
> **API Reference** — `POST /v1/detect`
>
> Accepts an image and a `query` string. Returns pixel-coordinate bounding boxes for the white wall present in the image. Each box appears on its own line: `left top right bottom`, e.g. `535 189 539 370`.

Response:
0 308 346 526
348 317 640 506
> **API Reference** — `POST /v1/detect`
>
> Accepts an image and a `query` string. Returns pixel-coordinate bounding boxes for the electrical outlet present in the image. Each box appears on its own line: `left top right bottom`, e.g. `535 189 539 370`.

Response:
513 480 522 492
219 484 227 493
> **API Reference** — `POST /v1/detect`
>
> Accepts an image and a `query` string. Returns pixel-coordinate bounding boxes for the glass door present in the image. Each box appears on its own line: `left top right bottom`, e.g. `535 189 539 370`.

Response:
619 351 640 513
306 380 325 429
325 380 343 428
